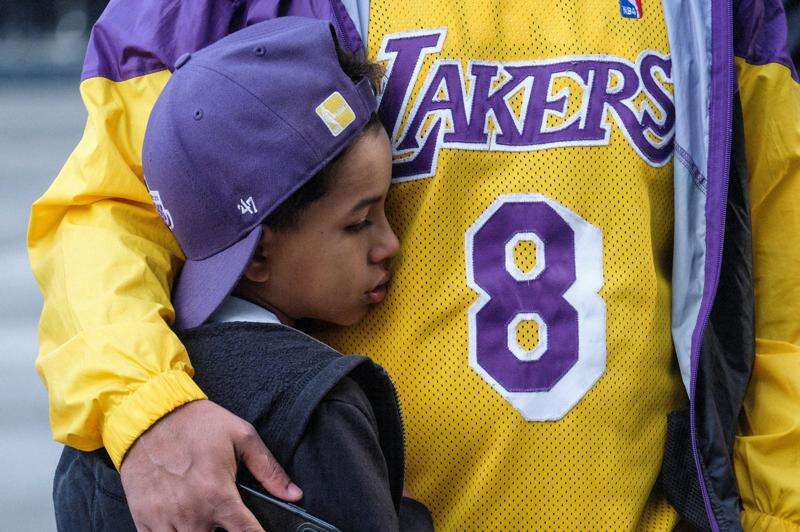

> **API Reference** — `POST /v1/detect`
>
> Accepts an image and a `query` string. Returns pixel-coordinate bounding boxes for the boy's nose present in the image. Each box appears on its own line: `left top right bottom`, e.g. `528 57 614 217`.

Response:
370 224 401 264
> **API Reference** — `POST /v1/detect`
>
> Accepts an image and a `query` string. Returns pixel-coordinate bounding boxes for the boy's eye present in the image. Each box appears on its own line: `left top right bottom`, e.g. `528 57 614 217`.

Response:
345 219 372 233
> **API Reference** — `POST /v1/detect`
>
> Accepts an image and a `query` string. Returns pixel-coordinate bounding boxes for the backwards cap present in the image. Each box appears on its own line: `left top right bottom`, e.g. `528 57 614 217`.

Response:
143 17 378 330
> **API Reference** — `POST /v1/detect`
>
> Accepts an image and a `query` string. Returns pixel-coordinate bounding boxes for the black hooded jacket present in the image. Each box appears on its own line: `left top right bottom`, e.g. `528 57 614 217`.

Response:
53 321 432 532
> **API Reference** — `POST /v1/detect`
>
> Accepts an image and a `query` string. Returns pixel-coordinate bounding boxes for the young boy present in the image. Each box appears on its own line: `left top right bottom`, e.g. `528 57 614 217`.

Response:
52 17 431 532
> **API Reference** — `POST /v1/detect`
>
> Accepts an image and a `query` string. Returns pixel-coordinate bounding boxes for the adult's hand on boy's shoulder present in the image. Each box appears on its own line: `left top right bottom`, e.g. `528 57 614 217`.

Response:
120 399 302 531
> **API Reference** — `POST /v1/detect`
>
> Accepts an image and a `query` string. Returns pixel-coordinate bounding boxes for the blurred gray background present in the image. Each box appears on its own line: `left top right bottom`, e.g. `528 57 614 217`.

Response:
1 1 798 531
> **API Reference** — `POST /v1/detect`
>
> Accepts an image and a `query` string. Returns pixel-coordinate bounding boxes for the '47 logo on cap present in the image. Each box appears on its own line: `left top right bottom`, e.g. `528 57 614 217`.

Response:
238 196 258 215
316 91 356 136
620 0 643 18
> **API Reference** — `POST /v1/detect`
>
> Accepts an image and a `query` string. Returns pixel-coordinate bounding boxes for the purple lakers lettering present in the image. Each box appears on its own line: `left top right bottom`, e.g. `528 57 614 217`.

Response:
376 29 675 181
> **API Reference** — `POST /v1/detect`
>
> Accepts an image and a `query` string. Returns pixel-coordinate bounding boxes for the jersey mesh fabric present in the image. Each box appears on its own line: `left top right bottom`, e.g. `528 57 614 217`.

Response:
321 1 686 528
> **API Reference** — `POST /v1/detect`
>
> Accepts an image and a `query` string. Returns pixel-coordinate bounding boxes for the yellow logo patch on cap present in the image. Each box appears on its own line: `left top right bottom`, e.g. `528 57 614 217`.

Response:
315 91 356 136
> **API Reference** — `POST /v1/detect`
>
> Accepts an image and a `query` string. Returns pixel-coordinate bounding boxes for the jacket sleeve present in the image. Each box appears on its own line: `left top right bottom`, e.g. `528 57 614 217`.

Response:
732 1 800 529
27 0 363 469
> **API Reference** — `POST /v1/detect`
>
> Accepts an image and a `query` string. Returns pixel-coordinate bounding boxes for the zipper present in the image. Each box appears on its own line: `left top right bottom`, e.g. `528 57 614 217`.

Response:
688 0 734 530
384 367 407 455
375 363 407 509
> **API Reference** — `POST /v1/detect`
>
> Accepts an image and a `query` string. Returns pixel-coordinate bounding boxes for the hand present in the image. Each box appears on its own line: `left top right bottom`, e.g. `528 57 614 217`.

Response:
120 399 302 531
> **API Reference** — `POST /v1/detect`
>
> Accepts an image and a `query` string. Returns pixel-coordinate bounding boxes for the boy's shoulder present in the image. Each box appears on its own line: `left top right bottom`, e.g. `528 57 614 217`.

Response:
176 321 394 464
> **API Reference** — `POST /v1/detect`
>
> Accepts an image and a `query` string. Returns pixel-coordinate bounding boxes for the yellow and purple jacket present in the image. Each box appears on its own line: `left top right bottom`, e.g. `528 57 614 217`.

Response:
28 0 799 529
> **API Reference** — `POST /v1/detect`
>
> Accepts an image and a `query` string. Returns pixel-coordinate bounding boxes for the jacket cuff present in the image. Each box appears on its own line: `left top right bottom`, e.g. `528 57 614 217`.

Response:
742 509 800 531
102 369 207 469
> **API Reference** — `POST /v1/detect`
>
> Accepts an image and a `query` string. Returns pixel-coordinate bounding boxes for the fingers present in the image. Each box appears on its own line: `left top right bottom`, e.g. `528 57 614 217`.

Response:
120 401 291 531
212 495 265 532
235 425 303 501
134 487 262 532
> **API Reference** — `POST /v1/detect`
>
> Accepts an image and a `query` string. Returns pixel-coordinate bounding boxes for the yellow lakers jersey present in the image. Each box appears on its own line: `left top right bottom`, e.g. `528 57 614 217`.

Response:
322 1 686 528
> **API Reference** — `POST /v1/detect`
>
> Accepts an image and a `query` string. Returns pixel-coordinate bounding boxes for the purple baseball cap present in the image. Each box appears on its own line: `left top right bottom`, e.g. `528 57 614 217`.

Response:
142 17 378 330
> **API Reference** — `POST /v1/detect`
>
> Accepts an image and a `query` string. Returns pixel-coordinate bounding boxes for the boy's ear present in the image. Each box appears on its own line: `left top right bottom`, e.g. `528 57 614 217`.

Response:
242 227 274 283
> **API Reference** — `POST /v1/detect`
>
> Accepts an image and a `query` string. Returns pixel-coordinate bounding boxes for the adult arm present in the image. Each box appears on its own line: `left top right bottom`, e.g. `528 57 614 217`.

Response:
27 0 362 527
29 0 245 474
28 0 363 474
732 1 800 529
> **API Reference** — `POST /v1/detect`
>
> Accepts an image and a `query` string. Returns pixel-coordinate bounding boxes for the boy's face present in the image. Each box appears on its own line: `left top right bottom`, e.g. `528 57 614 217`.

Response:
245 127 399 326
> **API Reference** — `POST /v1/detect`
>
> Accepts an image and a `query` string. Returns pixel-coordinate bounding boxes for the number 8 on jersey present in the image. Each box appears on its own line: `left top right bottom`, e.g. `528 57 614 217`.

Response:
465 194 606 420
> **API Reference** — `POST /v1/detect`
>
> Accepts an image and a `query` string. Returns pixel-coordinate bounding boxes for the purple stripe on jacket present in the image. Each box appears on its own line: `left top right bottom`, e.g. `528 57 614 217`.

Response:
734 0 799 81
81 0 363 82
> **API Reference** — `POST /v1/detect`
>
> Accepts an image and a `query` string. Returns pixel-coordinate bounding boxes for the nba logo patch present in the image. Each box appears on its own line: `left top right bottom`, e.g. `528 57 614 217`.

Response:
620 0 643 18
315 91 356 136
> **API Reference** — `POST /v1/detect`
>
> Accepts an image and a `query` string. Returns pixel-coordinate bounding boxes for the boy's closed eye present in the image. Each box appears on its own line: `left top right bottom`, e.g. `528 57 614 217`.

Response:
345 218 373 233
344 194 384 231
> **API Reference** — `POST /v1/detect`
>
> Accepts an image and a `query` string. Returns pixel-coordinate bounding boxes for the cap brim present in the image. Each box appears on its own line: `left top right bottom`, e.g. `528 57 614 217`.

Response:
173 226 263 330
